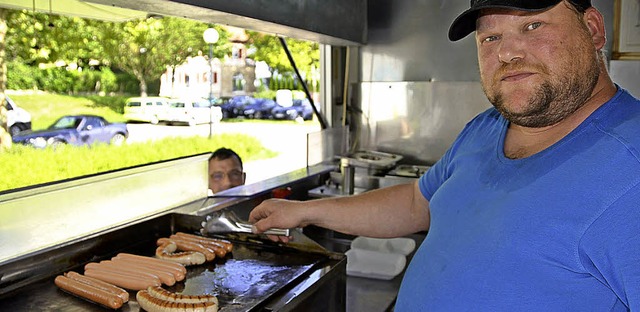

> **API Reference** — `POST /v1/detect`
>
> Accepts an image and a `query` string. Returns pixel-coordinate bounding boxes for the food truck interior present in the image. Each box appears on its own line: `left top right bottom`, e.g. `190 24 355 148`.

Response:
0 0 638 311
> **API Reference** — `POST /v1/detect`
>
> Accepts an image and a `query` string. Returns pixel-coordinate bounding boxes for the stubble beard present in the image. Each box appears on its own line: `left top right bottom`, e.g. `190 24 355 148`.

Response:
483 51 601 128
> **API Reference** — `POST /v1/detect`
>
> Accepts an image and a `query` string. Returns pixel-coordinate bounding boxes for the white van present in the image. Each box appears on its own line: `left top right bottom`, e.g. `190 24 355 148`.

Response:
163 98 222 126
6 95 32 136
123 97 169 124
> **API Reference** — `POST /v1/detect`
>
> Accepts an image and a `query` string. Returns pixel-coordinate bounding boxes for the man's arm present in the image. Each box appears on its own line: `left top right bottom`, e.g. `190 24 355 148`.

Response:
249 180 430 238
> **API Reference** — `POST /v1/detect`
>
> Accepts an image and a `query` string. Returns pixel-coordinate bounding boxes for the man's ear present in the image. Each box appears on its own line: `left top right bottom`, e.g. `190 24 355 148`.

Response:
583 7 606 50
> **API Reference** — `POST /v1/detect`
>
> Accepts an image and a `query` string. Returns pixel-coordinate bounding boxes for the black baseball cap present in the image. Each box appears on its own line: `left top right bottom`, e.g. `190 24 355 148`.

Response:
448 0 592 41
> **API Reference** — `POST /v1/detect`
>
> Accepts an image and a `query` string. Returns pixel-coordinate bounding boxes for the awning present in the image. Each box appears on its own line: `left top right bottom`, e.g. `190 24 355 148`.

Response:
0 0 147 22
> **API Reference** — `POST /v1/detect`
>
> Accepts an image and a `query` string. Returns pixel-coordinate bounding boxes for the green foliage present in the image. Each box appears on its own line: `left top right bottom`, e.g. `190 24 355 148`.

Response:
6 61 38 90
253 89 277 100
0 134 277 192
247 33 319 78
7 60 125 95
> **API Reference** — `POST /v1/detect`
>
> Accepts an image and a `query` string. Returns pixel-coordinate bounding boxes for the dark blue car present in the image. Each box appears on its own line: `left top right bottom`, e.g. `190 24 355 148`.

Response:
271 98 314 120
242 98 278 119
12 115 128 148
220 95 255 119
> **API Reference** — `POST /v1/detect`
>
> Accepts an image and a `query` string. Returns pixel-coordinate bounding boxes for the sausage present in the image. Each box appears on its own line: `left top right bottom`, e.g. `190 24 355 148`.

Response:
147 286 218 305
155 244 207 266
84 267 161 291
104 259 177 286
137 289 218 312
175 232 234 252
85 262 162 286
157 238 216 262
54 275 124 309
170 234 228 258
115 253 187 275
64 271 129 303
111 254 185 282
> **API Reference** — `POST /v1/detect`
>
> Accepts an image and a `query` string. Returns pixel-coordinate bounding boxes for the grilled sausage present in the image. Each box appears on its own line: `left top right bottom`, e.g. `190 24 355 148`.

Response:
104 259 176 286
170 234 228 258
64 271 129 303
147 286 218 305
155 241 206 266
85 262 162 286
137 289 218 312
175 232 234 252
54 275 124 309
157 238 216 262
111 255 185 282
84 267 161 291
115 253 187 275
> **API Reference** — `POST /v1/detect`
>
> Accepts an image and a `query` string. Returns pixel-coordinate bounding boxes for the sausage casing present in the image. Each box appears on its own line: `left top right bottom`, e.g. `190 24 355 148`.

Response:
111 255 185 282
64 271 129 303
170 234 228 258
116 253 187 274
85 267 161 291
103 259 176 286
54 275 124 309
85 262 162 286
175 232 234 252
155 242 206 266
137 289 218 312
147 286 218 305
157 237 216 262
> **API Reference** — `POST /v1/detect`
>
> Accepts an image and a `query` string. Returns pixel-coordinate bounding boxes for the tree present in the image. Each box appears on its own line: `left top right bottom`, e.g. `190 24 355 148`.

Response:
246 31 319 88
100 17 230 97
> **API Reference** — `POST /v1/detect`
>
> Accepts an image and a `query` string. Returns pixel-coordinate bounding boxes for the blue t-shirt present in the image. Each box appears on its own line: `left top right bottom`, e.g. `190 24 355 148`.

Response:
395 87 640 311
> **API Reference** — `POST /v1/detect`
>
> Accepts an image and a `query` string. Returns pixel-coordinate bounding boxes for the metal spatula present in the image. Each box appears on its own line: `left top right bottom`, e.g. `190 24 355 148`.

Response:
200 209 290 236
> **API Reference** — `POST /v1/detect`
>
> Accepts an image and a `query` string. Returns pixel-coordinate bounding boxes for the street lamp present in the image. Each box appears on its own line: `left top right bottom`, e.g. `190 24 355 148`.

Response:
203 28 219 139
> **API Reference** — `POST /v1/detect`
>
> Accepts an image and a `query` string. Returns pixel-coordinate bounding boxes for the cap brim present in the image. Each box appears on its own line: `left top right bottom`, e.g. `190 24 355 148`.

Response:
448 1 561 41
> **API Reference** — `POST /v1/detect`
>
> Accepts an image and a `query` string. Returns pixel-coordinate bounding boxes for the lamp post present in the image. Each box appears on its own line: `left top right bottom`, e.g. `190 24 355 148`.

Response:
203 28 219 139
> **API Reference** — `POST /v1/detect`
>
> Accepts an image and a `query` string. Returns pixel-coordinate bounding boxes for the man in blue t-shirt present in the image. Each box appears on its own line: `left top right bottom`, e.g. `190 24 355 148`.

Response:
249 0 640 310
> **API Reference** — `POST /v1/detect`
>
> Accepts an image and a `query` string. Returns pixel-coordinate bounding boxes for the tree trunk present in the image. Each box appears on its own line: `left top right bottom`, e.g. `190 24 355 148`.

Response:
138 75 148 97
0 9 11 151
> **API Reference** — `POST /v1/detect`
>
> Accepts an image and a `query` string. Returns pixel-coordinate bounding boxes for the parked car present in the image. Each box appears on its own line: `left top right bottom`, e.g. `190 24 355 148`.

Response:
220 95 255 119
5 95 32 136
123 96 169 124
163 98 221 126
12 115 128 148
271 98 314 121
242 98 278 119
292 98 314 120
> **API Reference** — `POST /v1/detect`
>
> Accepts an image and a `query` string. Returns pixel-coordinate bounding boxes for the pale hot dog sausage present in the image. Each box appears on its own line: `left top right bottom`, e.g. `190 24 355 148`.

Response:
85 267 161 291
111 255 185 282
103 259 176 286
64 271 129 303
116 253 187 275
55 275 124 309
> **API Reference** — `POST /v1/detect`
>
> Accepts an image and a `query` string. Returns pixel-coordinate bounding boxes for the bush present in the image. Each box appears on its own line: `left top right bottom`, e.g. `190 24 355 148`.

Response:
6 61 39 90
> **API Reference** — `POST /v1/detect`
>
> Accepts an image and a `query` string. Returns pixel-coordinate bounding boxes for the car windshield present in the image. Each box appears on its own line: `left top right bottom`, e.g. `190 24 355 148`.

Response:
50 116 81 130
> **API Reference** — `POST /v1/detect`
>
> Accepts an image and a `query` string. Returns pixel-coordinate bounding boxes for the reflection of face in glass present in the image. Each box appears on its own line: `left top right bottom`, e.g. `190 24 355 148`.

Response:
208 156 245 193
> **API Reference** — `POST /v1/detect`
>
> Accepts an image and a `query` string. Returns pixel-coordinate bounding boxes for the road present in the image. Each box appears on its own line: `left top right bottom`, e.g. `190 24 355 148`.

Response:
126 120 322 184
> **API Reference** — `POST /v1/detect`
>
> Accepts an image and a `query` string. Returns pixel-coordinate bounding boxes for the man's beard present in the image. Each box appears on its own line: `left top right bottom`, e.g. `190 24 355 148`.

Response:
484 54 600 128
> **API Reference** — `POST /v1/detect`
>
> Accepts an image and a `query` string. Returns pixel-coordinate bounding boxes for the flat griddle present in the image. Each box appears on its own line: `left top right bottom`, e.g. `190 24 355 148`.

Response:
0 213 336 311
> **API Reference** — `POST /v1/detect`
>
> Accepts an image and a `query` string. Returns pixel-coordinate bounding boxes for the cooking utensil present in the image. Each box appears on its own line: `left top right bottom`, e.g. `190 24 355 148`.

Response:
201 210 290 236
